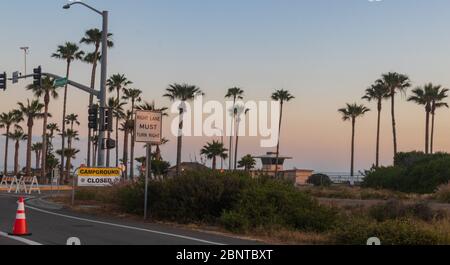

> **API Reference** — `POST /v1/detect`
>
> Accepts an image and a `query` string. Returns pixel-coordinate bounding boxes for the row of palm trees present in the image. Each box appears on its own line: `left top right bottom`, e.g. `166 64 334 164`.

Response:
340 72 449 176
2 26 297 180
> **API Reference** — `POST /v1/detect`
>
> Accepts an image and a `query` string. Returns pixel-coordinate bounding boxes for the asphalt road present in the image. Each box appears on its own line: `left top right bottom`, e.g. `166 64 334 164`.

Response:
0 194 259 245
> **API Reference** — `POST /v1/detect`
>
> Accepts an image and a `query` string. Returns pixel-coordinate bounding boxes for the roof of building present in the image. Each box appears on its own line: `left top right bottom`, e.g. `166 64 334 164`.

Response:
253 152 293 160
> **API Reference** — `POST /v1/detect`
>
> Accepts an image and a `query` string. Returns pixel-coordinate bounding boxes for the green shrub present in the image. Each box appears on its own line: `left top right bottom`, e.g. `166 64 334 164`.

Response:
362 166 405 191
395 152 450 168
115 183 145 214
220 211 250 233
221 179 337 233
307 174 332 187
363 152 450 194
333 217 443 245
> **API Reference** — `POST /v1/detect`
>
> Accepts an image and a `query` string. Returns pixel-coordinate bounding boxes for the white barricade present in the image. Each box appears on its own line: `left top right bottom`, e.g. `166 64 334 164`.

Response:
0 176 19 193
15 176 28 194
16 176 41 194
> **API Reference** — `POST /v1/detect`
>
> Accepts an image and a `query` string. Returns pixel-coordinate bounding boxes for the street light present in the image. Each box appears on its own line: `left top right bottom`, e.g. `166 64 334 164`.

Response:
63 1 108 167
20 47 29 76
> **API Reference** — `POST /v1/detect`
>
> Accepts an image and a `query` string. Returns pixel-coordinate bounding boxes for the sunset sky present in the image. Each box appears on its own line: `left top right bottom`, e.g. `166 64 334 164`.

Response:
2 0 450 173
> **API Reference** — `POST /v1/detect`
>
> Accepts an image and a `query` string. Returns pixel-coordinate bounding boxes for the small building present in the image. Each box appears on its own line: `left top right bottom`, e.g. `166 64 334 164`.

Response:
251 152 314 186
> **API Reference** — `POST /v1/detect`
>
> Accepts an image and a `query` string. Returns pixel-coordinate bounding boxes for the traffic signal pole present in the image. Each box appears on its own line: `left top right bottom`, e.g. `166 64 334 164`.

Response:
97 10 109 168
11 72 100 98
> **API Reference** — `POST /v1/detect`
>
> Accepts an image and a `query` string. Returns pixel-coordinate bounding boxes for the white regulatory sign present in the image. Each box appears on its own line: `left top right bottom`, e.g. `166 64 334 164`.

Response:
135 110 163 144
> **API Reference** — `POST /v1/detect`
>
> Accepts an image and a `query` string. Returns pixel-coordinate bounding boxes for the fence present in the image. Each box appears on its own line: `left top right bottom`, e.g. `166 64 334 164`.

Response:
315 172 365 185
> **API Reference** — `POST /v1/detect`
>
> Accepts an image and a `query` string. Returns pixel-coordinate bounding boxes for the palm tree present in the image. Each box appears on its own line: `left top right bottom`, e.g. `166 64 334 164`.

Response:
65 114 80 131
408 84 435 154
120 111 134 179
430 86 449 154
123 88 142 179
225 87 244 170
31 143 43 170
107 97 126 167
8 127 27 176
271 89 295 177
362 82 390 167
57 148 80 177
81 29 114 166
338 103 370 177
0 110 23 175
233 106 250 170
200 141 228 170
107 74 132 105
91 135 99 167
380 73 411 156
164 84 203 176
47 123 60 146
17 99 45 176
238 155 256 172
155 138 169 161
27 76 59 179
52 42 85 180
65 129 79 149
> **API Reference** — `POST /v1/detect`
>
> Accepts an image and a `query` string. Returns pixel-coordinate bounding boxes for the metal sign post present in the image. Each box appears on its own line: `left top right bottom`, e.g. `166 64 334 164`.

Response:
135 110 163 220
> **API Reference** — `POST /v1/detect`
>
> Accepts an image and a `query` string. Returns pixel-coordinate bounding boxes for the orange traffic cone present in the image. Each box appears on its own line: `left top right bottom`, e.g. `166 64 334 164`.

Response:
9 197 32 236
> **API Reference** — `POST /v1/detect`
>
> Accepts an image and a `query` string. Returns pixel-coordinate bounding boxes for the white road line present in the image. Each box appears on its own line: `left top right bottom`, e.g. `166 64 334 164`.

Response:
0 231 42 246
26 205 225 245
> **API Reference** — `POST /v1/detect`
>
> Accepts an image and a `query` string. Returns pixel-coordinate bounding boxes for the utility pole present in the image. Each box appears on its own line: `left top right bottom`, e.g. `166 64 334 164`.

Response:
20 47 29 76
63 1 108 167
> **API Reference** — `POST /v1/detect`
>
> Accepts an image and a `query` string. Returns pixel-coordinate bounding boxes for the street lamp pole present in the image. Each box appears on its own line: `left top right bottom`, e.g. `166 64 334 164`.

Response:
20 47 29 76
63 1 108 167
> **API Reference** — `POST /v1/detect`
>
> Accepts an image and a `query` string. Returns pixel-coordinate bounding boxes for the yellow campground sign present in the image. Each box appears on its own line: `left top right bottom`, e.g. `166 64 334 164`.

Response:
77 168 122 187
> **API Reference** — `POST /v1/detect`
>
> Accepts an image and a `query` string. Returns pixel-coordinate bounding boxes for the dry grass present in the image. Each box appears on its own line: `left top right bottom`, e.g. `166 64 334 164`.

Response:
298 185 423 201
434 184 450 203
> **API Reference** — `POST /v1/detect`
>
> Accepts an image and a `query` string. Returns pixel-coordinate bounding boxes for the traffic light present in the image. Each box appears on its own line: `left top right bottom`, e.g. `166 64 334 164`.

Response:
105 108 113 132
88 105 99 131
33 66 42 86
0 72 6 91
101 138 116 150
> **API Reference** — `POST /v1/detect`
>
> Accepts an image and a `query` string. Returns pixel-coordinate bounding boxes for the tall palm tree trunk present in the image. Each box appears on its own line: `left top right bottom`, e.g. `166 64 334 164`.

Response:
234 134 239 170
26 118 33 176
116 116 119 167
60 62 71 182
176 108 184 176
115 89 121 168
123 129 129 180
41 93 49 182
274 103 284 178
351 118 356 177
212 156 217 171
3 125 10 175
130 102 136 179
375 101 382 168
87 47 99 167
425 111 430 154
391 93 398 156
106 131 111 167
431 113 436 154
229 101 236 171
14 141 19 176
92 131 98 167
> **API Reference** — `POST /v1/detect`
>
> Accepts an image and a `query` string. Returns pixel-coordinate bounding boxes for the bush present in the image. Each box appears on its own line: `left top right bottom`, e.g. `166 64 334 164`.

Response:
307 174 332 187
333 217 444 245
395 152 450 168
220 178 337 233
363 152 450 194
369 200 443 222
435 184 450 203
